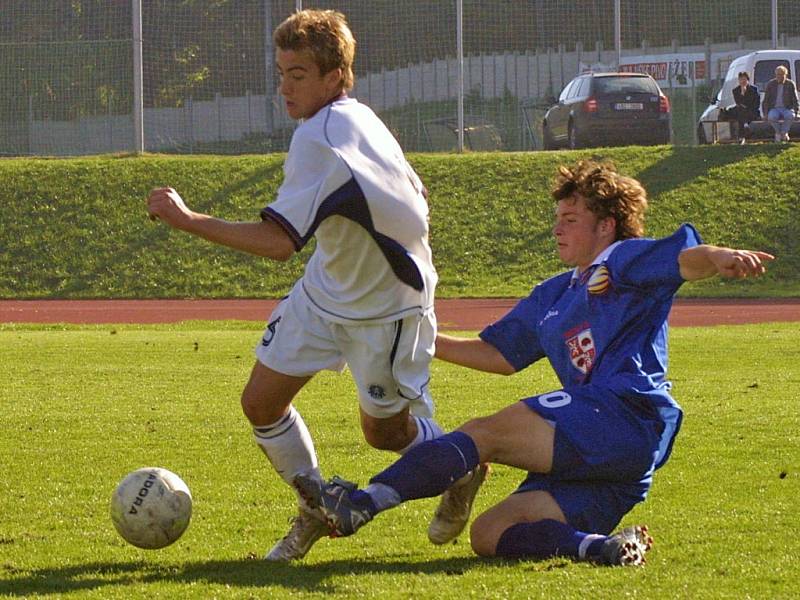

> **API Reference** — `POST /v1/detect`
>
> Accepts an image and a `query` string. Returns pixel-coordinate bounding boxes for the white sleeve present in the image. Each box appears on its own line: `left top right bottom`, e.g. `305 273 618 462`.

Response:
260 130 346 250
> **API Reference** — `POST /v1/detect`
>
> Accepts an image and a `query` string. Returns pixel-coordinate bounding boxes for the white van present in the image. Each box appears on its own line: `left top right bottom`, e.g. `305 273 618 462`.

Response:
698 49 800 143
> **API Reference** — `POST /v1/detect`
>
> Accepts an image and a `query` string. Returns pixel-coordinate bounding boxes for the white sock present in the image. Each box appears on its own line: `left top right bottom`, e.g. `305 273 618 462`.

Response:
253 406 321 508
396 416 445 455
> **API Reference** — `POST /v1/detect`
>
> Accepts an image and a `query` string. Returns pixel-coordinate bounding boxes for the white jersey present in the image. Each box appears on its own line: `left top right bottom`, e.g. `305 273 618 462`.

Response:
262 97 437 324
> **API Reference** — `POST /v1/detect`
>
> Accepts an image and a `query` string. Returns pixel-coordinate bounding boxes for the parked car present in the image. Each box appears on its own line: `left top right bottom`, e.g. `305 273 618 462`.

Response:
542 72 672 149
698 49 800 144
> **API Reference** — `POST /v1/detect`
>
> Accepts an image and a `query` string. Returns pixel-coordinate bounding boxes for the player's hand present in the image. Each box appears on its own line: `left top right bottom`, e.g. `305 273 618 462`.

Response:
711 248 775 279
146 187 194 229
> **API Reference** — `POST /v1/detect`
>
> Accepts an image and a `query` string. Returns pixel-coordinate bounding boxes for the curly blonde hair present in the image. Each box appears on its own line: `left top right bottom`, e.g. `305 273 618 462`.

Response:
552 160 647 240
274 9 356 91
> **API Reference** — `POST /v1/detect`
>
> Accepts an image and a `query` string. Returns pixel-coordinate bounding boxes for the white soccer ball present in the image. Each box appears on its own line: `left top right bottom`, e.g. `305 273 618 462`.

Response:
110 467 192 549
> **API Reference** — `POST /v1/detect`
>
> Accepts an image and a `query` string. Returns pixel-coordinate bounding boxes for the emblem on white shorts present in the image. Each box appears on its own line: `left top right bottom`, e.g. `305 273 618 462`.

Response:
565 327 596 374
368 385 386 399
261 316 281 347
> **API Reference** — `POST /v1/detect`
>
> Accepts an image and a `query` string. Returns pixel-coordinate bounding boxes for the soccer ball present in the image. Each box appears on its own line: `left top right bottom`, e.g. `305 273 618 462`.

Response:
110 467 192 549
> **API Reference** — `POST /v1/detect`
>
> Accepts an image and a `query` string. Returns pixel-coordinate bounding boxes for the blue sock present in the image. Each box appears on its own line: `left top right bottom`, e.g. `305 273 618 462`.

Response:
349 489 379 514
368 431 479 505
495 519 607 561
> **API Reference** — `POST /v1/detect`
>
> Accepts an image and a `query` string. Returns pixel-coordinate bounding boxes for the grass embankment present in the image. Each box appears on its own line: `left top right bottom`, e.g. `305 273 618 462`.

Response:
1 144 797 299
0 322 797 598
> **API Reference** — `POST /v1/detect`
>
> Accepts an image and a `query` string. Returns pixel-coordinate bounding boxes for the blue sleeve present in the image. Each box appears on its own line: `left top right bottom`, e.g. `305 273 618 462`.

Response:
479 290 546 372
609 223 703 297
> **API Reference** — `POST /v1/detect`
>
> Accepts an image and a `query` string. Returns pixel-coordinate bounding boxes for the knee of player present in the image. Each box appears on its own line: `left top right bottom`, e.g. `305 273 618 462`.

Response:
240 387 260 421
469 515 498 557
240 385 286 425
457 417 495 459
362 426 408 452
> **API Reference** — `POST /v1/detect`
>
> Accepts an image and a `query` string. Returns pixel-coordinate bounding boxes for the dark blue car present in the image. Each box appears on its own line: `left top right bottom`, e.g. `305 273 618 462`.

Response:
542 73 672 149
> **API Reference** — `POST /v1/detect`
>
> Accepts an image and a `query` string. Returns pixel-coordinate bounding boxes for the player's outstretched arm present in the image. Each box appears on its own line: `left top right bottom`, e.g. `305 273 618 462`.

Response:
678 245 775 282
436 333 515 375
146 187 296 261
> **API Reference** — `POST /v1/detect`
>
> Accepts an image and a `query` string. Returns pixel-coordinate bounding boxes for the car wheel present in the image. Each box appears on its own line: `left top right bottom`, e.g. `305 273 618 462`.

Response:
697 124 708 145
542 123 555 150
568 123 581 150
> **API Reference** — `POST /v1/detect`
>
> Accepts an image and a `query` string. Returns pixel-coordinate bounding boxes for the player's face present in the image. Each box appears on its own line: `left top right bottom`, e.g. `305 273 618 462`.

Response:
775 69 786 83
276 48 343 120
553 195 615 270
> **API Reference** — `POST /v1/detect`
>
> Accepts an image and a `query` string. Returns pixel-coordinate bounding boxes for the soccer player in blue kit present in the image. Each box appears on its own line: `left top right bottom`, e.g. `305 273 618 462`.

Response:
295 159 775 565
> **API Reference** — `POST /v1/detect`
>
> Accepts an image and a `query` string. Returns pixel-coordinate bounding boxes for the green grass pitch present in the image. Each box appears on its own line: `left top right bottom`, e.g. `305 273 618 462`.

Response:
0 322 797 598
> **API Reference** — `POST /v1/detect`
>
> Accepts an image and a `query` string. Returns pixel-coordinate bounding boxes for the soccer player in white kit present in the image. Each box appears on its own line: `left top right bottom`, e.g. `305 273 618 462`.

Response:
146 9 486 561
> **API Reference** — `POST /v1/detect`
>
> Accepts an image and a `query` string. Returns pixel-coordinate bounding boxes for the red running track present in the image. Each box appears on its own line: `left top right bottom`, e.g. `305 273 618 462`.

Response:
1 298 799 329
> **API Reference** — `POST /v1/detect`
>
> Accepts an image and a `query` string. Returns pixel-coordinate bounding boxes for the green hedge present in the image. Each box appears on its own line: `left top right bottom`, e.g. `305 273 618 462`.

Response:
1 145 797 299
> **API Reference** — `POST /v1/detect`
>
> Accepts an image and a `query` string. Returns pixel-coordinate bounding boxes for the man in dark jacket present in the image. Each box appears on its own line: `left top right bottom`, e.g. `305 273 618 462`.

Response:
762 65 799 142
729 71 760 144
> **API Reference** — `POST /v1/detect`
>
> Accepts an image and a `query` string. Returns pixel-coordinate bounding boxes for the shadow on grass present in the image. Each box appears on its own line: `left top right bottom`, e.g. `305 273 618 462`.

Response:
634 144 793 198
0 555 487 596
53 161 287 299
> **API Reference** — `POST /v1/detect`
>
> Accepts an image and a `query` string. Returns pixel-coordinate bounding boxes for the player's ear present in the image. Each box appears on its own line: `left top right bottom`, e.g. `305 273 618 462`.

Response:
324 67 344 90
601 216 616 238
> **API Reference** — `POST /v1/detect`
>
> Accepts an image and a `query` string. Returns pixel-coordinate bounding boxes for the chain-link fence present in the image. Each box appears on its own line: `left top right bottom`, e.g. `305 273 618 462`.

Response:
2 1 799 156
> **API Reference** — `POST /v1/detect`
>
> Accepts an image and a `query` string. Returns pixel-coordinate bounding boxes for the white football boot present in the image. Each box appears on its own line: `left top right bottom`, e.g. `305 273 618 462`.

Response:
264 507 329 561
599 525 654 566
427 463 489 545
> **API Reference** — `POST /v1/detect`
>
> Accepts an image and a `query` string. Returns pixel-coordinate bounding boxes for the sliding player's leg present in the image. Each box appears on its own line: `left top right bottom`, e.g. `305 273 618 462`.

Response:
294 401 554 536
343 311 502 542
425 400 552 544
297 384 663 556
468 385 662 566
470 483 653 566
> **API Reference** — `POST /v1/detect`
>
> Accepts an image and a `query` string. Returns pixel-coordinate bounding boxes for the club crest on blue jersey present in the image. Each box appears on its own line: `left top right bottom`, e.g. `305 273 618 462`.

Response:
587 264 611 295
563 323 595 375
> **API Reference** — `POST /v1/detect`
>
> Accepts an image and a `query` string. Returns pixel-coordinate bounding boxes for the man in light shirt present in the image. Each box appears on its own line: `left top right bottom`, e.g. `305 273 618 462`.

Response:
762 65 799 142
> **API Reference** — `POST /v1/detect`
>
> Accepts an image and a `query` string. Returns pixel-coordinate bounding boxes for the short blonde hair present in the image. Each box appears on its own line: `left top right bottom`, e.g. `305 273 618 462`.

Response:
776 65 789 76
552 160 647 240
274 9 356 91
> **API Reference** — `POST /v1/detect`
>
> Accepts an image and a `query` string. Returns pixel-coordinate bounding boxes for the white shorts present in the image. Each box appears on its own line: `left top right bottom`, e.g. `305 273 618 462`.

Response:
255 286 436 420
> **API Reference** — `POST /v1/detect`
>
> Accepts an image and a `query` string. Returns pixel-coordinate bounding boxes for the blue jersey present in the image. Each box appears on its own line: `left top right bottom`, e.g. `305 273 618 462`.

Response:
480 224 702 468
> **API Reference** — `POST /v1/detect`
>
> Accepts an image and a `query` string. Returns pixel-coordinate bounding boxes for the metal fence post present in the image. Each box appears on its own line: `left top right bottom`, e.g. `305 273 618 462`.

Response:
28 94 33 154
132 0 144 154
264 0 274 136
456 0 464 153
614 0 621 68
771 0 778 49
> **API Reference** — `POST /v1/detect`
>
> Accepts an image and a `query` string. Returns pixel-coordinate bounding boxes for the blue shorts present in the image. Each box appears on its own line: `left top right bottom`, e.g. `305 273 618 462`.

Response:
515 385 664 535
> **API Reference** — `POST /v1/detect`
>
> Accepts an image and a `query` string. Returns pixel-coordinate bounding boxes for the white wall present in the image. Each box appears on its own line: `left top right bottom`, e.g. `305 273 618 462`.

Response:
26 34 799 155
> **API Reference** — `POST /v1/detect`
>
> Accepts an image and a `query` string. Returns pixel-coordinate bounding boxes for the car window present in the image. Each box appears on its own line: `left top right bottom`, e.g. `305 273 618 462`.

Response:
578 77 591 97
754 60 790 90
559 80 575 102
796 60 800 83
567 78 584 99
592 76 658 95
